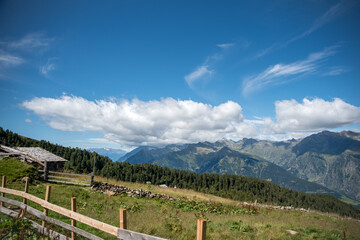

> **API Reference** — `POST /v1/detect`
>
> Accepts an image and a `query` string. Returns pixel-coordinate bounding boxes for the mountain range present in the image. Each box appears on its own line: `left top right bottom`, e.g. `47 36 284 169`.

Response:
121 131 360 207
87 148 127 161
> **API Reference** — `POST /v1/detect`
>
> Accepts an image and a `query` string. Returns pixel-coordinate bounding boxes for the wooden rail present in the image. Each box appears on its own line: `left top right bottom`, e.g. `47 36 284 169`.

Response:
39 167 92 186
0 176 207 240
0 183 167 240
0 197 101 240
39 170 92 178
0 206 69 240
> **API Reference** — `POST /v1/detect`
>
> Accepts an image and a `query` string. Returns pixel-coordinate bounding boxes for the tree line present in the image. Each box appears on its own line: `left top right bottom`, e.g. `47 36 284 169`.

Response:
1 127 359 219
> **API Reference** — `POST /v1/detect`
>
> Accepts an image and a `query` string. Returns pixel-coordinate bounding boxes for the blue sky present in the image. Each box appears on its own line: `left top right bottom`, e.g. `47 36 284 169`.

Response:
1 0 359 151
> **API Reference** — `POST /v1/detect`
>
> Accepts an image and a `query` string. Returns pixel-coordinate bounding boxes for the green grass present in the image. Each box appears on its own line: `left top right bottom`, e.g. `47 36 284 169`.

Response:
0 157 39 182
340 195 360 207
1 158 360 239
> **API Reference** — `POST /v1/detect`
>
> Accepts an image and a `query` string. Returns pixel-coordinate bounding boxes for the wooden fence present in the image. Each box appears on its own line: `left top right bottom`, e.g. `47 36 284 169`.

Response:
0 176 207 240
39 160 93 186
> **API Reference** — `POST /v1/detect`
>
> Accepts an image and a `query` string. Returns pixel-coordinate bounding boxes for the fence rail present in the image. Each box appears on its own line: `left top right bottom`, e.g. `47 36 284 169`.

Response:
0 197 100 240
0 205 69 240
39 163 92 186
0 176 168 240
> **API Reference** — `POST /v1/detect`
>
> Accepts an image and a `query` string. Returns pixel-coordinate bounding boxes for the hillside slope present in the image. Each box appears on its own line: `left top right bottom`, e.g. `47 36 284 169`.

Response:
124 131 360 206
2 157 360 239
126 143 341 197
223 131 360 202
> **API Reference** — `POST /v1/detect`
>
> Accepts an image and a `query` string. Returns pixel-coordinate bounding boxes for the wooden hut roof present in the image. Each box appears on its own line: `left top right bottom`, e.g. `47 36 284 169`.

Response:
15 147 68 163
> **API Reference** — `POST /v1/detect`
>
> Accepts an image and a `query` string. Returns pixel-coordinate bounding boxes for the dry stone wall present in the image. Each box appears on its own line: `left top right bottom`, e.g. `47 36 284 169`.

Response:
91 181 316 215
91 182 181 201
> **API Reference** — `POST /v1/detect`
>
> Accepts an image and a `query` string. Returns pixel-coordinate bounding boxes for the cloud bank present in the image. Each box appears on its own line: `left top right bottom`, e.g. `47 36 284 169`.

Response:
22 96 360 147
265 98 360 134
22 96 257 147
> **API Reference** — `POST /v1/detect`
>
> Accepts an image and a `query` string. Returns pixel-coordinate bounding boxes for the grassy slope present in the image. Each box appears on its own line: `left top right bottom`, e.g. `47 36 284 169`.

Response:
1 158 360 239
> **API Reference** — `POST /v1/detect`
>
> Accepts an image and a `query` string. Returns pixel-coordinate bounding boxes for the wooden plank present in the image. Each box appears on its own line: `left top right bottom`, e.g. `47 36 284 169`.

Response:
71 197 77 240
39 170 92 178
0 187 167 240
42 185 51 227
0 187 119 236
196 219 206 240
1 176 5 207
32 221 69 240
0 206 68 240
47 179 91 186
117 228 167 240
0 197 104 240
0 204 18 218
48 175 91 182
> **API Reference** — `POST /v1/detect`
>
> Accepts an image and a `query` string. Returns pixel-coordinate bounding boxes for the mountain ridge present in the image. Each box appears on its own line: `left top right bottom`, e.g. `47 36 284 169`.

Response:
126 142 342 199
124 131 360 206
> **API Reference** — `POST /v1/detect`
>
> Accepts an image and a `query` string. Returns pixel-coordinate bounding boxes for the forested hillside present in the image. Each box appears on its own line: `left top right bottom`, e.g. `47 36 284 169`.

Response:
1 127 360 219
125 142 340 197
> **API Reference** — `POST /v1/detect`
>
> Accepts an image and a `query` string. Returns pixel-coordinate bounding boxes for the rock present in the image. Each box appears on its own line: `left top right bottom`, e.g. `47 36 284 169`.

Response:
106 190 116 196
287 230 298 235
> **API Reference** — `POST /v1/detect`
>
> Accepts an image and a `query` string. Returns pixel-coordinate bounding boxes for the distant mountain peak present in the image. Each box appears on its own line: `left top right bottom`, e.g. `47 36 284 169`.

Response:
293 130 360 155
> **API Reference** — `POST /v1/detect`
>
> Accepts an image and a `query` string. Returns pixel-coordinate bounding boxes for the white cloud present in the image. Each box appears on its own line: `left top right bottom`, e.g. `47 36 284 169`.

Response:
24 118 32 123
217 43 235 49
21 95 360 145
291 1 346 43
8 32 54 51
0 33 55 78
0 51 24 67
185 65 214 88
22 95 257 147
264 98 360 134
323 66 350 76
185 42 236 88
40 59 56 77
253 2 347 60
243 46 338 95
258 131 313 142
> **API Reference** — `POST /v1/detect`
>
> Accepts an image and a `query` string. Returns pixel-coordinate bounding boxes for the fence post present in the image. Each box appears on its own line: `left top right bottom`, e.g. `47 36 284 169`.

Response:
44 160 48 181
119 208 127 240
120 208 127 229
23 177 29 204
42 185 51 227
196 219 206 240
1 176 6 207
71 197 77 240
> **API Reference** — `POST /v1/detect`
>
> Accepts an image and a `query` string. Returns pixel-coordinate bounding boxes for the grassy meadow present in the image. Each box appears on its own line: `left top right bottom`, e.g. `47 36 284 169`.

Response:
1 158 360 239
